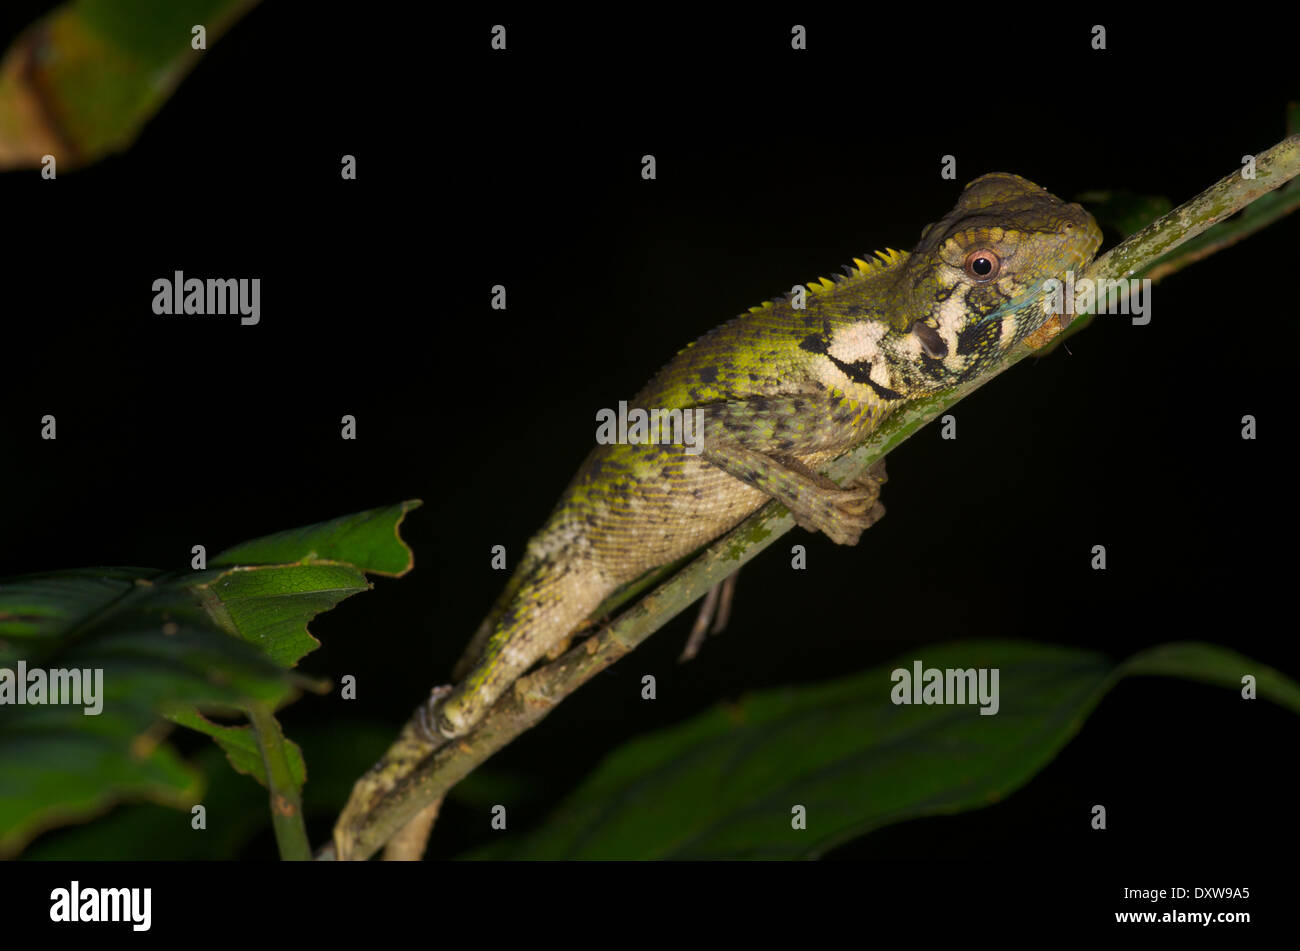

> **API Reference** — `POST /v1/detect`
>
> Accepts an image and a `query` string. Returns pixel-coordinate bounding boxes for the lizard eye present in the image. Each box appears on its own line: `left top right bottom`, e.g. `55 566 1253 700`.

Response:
964 249 1001 283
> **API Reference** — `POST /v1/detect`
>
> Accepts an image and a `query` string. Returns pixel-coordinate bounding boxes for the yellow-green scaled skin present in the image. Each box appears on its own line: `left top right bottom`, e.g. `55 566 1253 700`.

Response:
439 173 1102 738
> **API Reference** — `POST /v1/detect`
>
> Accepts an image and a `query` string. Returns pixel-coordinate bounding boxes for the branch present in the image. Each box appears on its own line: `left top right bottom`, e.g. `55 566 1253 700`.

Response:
329 132 1300 861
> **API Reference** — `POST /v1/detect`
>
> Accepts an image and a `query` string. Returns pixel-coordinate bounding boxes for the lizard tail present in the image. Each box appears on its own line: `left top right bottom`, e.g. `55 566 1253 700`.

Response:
434 552 605 738
333 549 602 860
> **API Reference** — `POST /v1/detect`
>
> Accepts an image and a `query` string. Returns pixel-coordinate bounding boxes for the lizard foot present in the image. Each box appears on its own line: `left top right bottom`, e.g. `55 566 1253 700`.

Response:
791 461 888 546
414 684 455 742
544 615 607 660
544 635 573 661
794 495 886 545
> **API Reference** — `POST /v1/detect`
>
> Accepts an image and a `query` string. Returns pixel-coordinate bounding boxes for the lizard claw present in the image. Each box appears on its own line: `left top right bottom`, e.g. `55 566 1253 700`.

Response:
797 497 885 546
792 461 888 545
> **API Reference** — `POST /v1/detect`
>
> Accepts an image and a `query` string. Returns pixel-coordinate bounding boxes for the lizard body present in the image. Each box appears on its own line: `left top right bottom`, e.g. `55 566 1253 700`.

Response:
436 172 1101 738
334 173 1101 855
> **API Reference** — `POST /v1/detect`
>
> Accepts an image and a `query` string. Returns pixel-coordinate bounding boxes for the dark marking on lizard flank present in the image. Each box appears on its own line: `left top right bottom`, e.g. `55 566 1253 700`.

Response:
798 320 835 356
771 417 799 452
698 366 719 385
798 332 827 355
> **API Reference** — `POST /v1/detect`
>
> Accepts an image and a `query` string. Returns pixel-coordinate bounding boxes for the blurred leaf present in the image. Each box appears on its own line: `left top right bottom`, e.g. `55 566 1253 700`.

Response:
19 722 397 860
447 767 545 811
0 501 420 856
1119 642 1300 710
1074 188 1173 240
0 0 261 170
464 641 1298 860
2 729 201 858
17 746 241 860
0 567 291 857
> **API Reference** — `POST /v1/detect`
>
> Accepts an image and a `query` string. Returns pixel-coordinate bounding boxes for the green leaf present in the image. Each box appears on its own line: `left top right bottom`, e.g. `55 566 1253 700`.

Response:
0 568 296 712
192 563 371 668
196 500 420 667
165 707 306 789
0 0 262 170
0 568 291 857
0 501 421 857
1 727 201 859
15 746 239 860
213 500 421 576
1118 642 1300 712
18 723 396 860
464 641 1299 860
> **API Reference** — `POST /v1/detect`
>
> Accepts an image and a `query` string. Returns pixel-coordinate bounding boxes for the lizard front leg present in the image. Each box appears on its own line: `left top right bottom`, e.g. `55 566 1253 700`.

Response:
696 393 889 546
702 441 886 545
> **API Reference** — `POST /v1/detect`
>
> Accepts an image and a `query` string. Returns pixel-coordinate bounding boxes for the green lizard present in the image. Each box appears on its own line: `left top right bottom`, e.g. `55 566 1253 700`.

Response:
335 172 1102 856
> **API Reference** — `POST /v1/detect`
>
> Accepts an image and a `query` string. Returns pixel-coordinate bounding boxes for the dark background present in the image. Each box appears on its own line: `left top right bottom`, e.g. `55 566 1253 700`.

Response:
0 2 1295 876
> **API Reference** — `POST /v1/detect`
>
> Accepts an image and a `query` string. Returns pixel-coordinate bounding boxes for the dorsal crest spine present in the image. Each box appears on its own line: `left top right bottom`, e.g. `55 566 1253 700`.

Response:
744 247 908 313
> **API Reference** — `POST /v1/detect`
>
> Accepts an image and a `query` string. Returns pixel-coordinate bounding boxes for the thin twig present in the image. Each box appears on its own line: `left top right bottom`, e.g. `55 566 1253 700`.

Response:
248 702 311 861
680 581 721 662
382 798 442 861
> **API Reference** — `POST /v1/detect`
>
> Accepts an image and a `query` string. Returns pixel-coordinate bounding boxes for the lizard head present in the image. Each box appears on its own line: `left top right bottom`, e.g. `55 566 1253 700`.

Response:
897 173 1102 390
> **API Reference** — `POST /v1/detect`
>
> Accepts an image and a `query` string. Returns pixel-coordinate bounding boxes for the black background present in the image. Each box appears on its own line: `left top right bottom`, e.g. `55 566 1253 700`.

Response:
0 0 1295 908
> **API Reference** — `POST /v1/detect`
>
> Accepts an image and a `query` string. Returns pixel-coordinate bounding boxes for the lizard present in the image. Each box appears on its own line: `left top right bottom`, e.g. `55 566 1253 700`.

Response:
334 172 1103 857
